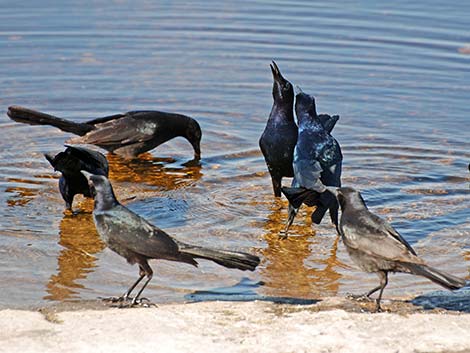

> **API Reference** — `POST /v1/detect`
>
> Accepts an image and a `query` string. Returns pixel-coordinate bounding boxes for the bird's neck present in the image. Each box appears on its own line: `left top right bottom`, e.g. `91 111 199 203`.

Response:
269 104 294 123
94 190 119 212
341 196 368 214
298 114 323 130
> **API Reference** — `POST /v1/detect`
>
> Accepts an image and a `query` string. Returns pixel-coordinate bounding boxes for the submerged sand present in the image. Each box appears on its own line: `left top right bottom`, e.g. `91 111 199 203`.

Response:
2 298 470 353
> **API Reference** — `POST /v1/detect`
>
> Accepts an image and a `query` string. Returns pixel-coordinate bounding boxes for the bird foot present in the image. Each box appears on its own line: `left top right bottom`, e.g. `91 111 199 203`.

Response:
278 231 289 240
346 293 373 302
118 298 156 308
131 297 156 308
98 295 130 303
101 296 155 308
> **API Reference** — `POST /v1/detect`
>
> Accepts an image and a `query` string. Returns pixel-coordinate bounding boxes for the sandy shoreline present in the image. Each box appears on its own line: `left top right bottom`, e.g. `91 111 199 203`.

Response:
2 297 470 353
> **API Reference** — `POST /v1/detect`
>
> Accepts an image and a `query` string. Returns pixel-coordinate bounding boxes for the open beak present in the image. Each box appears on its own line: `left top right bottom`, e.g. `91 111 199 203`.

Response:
270 60 287 83
80 170 93 182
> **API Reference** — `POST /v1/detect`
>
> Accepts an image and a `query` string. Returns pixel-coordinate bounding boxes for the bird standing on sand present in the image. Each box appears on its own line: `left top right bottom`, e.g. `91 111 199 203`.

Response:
45 145 108 211
336 186 466 312
282 89 342 235
259 61 298 197
7 106 202 160
82 172 260 306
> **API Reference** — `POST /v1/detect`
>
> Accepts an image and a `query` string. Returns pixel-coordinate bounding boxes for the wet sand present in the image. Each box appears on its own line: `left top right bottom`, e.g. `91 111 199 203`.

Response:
2 298 470 353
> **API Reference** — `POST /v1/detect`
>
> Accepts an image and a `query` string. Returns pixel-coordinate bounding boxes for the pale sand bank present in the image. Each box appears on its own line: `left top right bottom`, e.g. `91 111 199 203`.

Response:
2 298 470 353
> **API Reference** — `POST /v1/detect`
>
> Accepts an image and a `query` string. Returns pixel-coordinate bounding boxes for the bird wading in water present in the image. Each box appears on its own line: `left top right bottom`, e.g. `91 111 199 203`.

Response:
259 61 297 197
45 145 108 211
282 88 342 236
8 106 202 160
336 186 466 312
82 171 260 306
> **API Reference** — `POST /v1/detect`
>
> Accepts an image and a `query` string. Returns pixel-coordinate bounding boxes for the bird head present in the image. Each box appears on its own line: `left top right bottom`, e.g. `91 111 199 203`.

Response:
270 61 294 104
81 171 118 210
336 187 366 211
295 88 317 122
185 118 202 161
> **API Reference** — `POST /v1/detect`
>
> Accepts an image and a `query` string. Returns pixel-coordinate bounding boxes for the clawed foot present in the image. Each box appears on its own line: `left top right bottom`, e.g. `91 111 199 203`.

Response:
346 293 374 302
130 297 155 307
99 295 129 303
278 231 289 240
99 296 156 308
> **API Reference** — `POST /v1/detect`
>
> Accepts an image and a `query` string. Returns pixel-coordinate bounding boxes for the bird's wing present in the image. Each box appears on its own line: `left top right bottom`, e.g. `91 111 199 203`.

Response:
293 157 327 192
342 211 421 263
98 205 181 259
65 145 109 175
70 114 157 147
319 137 342 166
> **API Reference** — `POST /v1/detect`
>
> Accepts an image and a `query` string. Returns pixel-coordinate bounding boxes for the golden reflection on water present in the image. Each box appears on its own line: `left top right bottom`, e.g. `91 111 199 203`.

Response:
45 212 104 300
259 201 343 299
106 153 203 191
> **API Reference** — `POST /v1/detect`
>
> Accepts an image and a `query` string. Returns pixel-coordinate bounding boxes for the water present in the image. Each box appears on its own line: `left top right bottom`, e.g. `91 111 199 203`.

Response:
1 0 469 309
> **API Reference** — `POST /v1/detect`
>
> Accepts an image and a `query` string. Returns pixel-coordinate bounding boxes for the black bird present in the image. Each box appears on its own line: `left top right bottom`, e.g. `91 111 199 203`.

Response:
81 172 260 305
259 61 297 197
45 145 108 210
336 186 466 312
7 106 202 160
282 89 342 235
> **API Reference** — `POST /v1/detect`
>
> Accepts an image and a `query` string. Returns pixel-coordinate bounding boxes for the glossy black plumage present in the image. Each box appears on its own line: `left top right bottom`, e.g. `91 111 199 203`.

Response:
259 61 297 197
337 187 466 312
8 106 202 160
45 145 108 210
82 172 260 305
282 90 342 235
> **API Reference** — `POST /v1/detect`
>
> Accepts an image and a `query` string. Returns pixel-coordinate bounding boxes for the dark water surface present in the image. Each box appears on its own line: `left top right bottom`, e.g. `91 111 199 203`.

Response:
1 1 469 309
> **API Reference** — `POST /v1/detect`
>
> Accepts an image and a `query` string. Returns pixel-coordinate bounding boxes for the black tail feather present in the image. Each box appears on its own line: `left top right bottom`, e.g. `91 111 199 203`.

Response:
311 204 328 224
180 246 260 271
281 187 320 209
7 106 93 136
402 263 466 290
317 114 339 134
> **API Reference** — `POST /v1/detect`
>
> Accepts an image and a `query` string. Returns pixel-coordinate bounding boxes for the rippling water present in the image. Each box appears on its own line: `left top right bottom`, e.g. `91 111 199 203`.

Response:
1 0 469 309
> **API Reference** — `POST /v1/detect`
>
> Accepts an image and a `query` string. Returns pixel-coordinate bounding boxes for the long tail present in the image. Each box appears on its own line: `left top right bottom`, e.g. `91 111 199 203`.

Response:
7 106 93 136
402 263 466 290
180 245 260 271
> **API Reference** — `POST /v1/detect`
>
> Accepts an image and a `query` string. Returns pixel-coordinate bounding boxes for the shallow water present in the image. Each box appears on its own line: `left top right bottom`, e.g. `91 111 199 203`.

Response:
1 0 470 309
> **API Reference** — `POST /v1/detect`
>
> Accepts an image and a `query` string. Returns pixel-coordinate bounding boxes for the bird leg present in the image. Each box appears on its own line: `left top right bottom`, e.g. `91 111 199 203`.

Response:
346 280 384 302
328 202 340 236
279 205 298 239
271 176 282 198
346 284 381 302
130 260 154 307
100 273 145 303
131 275 153 306
374 271 389 313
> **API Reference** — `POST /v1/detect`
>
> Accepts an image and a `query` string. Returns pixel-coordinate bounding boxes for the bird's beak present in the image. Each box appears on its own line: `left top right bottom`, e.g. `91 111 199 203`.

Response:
270 60 286 83
80 170 93 181
295 85 304 95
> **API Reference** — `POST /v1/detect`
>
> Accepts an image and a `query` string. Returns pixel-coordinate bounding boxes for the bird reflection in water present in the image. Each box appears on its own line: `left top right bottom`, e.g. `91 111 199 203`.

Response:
258 200 343 299
45 212 104 300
